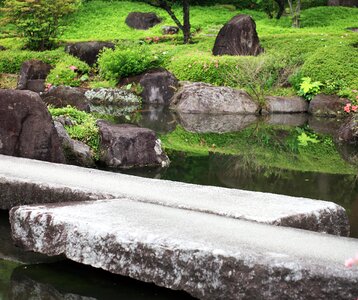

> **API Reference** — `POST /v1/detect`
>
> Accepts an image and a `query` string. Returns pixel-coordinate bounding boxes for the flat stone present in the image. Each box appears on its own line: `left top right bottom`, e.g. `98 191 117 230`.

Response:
10 199 358 300
0 154 350 236
264 96 308 114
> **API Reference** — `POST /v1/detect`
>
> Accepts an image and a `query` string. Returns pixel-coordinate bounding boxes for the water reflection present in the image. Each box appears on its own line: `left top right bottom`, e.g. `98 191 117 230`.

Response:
8 261 195 300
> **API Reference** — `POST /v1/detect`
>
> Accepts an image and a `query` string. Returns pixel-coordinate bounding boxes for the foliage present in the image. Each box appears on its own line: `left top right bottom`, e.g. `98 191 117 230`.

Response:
1 0 81 50
46 56 90 87
300 45 358 93
0 48 64 73
48 106 99 154
297 77 322 101
98 44 161 81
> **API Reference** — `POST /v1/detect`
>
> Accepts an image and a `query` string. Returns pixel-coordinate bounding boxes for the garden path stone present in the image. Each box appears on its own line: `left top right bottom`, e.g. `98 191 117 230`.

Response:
0 154 350 236
10 198 358 300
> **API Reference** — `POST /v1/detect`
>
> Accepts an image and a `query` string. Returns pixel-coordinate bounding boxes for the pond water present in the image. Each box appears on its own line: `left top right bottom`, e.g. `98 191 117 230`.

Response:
1 105 358 299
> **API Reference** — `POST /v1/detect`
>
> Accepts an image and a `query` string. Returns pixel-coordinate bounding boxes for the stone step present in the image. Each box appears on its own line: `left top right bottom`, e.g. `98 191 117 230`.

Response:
0 154 349 235
10 199 358 300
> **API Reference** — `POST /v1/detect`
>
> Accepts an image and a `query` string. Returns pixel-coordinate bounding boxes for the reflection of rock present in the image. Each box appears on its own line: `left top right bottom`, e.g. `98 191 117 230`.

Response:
137 105 177 134
336 143 358 167
265 113 308 127
308 116 345 136
177 112 257 133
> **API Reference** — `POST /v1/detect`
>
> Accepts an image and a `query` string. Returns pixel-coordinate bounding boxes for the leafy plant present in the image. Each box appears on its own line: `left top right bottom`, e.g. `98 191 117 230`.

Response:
98 44 161 82
297 77 322 101
1 0 81 50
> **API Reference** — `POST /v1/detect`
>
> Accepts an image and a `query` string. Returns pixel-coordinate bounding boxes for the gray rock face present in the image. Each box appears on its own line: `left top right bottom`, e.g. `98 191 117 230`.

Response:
10 199 358 300
171 82 258 114
0 90 64 163
65 41 115 66
336 114 358 144
84 88 140 106
139 69 179 105
97 121 169 169
0 154 350 236
41 86 90 112
308 94 349 117
328 0 358 7
125 12 162 30
213 14 264 56
177 112 257 133
264 96 308 114
17 60 52 92
54 121 95 167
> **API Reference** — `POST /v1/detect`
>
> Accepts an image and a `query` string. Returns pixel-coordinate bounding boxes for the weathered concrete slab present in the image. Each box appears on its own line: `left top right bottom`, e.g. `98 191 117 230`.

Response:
10 199 358 300
0 154 349 235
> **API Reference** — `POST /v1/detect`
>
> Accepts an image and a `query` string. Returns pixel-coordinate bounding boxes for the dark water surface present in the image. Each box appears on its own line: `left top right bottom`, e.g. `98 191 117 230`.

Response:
1 106 358 299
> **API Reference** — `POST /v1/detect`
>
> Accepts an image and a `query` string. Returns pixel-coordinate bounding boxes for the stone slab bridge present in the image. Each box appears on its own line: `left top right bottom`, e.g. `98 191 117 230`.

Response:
0 154 357 299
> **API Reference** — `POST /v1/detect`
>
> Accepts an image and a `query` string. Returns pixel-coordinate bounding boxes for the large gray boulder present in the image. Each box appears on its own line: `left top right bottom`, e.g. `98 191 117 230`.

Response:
65 41 115 66
308 94 349 117
0 90 64 163
336 114 358 144
125 12 162 30
213 14 264 56
97 121 169 169
84 88 141 106
263 96 308 114
54 121 95 167
41 86 90 112
171 82 258 114
17 60 52 92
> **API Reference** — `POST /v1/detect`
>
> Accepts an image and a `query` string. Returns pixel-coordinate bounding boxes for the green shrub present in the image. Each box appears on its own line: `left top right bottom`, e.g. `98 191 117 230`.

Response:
98 44 161 81
2 0 81 50
297 77 322 101
300 45 358 91
46 56 90 87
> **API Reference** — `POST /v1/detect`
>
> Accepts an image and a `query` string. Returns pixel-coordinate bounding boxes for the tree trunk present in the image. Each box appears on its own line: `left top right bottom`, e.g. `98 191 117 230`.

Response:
182 0 191 44
275 0 285 19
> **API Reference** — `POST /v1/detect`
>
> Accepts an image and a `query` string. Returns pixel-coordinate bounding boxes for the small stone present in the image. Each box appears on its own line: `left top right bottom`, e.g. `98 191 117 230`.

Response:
162 26 179 35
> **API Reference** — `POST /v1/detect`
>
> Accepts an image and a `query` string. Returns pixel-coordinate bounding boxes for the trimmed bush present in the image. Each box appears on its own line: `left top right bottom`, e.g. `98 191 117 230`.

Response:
98 44 161 81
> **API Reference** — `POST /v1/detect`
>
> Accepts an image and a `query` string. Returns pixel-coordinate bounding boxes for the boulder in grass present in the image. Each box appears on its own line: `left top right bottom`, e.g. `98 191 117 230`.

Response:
263 96 308 114
0 89 65 163
97 121 169 169
41 86 90 112
125 12 162 30
171 82 258 114
328 0 358 7
308 94 349 117
65 41 115 66
213 14 264 56
17 60 52 92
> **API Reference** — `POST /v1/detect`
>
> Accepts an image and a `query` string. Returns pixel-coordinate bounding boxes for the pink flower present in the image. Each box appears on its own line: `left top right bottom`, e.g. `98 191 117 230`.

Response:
344 103 351 113
345 253 358 268
352 105 358 112
69 65 78 71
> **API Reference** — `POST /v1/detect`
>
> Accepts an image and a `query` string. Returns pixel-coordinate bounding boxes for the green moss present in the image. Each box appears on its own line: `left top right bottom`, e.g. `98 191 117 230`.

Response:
160 125 357 175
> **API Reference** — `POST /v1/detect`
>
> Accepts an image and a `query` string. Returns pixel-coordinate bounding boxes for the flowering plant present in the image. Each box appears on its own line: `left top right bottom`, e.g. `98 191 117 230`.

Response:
345 253 358 268
344 103 358 113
